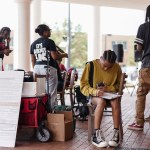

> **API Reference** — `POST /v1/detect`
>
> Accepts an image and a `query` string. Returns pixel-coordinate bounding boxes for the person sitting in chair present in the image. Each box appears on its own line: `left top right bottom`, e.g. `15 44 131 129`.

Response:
80 50 122 148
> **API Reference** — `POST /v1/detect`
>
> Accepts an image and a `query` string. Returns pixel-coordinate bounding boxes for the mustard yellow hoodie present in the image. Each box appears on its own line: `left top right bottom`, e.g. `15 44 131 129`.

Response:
80 59 122 97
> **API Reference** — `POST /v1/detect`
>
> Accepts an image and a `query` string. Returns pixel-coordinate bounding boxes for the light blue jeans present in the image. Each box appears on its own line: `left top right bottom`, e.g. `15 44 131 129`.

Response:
34 65 58 109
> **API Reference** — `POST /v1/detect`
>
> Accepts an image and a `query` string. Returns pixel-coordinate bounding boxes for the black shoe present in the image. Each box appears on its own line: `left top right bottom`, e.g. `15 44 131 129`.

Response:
108 129 119 147
92 129 108 148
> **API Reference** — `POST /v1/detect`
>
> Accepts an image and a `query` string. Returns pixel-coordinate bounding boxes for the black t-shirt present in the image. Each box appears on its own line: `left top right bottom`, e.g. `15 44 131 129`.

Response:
135 22 150 68
30 37 57 68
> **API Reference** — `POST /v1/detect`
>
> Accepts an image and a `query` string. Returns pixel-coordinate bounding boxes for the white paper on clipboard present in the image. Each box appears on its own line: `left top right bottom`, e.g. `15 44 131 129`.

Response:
100 92 121 99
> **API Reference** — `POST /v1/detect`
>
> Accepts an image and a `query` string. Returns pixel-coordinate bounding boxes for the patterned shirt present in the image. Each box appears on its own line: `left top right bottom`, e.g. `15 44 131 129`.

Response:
30 37 57 68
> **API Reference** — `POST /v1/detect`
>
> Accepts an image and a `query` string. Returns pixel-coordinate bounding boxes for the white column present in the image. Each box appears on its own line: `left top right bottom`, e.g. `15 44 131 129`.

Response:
14 0 31 71
88 6 102 61
30 0 41 43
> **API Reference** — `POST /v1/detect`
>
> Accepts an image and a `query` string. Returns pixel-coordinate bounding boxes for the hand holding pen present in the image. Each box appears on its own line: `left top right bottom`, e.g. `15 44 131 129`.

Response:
96 82 106 97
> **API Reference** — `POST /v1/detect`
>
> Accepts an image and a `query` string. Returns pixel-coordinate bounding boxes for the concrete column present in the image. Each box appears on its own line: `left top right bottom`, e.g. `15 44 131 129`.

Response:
14 0 31 71
88 6 102 61
30 0 41 43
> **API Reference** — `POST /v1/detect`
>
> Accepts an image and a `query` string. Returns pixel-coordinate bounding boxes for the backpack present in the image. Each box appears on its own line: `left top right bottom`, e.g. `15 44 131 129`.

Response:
74 85 88 120
86 61 94 87
78 104 89 119
75 62 94 121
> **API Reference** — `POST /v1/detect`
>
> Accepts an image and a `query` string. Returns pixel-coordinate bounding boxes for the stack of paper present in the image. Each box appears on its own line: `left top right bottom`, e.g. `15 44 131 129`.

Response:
100 92 121 99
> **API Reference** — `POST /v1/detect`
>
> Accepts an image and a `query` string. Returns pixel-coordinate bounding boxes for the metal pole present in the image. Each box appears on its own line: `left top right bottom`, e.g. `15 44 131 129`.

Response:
105 34 112 51
65 3 71 70
105 34 107 51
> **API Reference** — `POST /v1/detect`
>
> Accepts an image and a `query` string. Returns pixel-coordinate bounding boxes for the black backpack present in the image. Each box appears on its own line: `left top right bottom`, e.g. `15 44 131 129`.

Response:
76 61 94 121
86 61 94 87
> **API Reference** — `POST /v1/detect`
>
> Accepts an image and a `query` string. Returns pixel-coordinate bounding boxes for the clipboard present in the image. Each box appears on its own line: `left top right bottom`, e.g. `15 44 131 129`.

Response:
100 92 121 100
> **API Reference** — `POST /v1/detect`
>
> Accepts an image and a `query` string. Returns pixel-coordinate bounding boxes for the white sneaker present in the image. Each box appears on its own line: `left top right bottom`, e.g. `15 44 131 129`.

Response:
92 129 108 148
108 129 119 147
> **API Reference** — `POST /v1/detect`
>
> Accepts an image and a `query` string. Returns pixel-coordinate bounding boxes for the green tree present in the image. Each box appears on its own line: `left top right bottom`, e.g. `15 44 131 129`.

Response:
71 32 87 68
51 19 87 68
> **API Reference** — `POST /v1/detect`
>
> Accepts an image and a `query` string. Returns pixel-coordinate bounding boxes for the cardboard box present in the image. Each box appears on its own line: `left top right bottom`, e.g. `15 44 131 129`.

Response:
22 78 46 97
22 82 37 97
47 111 73 141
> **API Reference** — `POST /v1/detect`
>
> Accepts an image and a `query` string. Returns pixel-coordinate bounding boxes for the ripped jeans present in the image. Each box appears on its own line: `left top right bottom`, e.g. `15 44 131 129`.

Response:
34 65 58 109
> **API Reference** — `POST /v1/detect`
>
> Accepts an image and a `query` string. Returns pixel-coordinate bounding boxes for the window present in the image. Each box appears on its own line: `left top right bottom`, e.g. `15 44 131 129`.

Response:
122 41 127 50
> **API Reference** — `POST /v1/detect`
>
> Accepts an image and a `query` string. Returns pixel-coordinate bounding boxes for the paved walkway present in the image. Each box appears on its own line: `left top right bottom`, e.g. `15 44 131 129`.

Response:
1 90 150 150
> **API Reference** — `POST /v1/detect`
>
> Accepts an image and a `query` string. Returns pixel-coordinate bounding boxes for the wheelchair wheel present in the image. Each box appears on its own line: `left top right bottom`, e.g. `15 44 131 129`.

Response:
36 127 51 142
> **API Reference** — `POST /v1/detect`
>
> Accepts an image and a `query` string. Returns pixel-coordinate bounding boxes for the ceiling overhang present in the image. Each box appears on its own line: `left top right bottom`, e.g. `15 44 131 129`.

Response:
46 0 149 10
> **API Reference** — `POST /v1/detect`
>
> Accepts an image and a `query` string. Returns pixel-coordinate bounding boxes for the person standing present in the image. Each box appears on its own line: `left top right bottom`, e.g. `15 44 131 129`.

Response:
0 27 12 70
128 5 150 131
30 24 68 109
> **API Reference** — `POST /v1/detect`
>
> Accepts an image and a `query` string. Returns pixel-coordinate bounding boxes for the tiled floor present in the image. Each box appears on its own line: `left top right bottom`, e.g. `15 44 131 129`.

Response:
1 89 150 150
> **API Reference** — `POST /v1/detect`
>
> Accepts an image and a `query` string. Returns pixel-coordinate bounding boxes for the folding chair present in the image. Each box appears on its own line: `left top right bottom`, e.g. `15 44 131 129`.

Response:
57 71 67 105
65 71 76 107
125 78 138 96
34 74 47 96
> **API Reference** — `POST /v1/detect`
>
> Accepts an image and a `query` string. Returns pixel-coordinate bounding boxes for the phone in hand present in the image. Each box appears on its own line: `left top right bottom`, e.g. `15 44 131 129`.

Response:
9 50 13 53
96 82 105 88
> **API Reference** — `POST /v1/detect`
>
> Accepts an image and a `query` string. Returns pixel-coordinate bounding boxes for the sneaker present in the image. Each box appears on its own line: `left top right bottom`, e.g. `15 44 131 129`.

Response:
108 129 119 147
92 129 108 148
128 122 143 131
